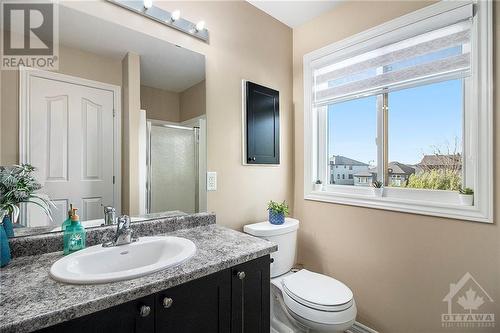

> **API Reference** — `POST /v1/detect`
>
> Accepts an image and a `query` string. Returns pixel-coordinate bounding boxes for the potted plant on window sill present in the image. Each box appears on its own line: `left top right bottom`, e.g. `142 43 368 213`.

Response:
372 180 384 197
458 187 474 206
313 180 323 191
267 200 289 225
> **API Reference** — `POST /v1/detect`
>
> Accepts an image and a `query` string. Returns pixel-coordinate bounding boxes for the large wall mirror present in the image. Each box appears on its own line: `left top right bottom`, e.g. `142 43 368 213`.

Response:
0 4 206 237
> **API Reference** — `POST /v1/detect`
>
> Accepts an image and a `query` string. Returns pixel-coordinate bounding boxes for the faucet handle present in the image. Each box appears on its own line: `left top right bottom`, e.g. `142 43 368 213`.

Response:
117 215 131 229
103 206 115 213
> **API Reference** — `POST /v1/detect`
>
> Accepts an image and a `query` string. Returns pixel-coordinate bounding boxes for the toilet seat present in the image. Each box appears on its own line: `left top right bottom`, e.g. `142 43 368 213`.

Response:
282 269 354 312
273 269 356 327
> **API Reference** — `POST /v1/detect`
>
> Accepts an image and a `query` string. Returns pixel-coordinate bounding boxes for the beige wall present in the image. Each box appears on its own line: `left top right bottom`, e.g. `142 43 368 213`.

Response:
293 1 499 332
0 44 122 165
140 85 180 122
61 0 294 228
180 80 206 122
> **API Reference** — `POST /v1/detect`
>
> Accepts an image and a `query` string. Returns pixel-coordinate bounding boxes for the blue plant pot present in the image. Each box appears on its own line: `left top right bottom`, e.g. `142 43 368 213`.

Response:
269 210 285 225
0 223 11 267
2 215 14 238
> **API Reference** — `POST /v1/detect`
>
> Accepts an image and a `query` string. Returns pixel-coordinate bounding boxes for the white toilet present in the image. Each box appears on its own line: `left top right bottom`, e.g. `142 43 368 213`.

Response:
244 218 356 333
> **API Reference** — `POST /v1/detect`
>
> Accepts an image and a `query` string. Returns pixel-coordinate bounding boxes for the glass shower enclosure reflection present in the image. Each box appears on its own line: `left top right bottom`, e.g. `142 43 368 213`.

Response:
146 122 199 214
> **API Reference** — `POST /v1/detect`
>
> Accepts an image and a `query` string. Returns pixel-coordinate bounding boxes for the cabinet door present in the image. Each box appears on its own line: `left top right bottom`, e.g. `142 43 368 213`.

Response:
245 81 280 164
231 255 271 333
36 295 155 333
155 269 231 333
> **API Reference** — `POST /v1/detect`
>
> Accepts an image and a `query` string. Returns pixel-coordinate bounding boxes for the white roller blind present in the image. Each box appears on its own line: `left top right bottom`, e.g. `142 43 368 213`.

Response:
313 5 473 106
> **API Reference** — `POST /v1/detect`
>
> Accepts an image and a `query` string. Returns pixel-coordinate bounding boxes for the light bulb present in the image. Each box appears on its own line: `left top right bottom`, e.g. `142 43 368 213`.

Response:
170 10 180 22
195 20 205 32
143 0 152 9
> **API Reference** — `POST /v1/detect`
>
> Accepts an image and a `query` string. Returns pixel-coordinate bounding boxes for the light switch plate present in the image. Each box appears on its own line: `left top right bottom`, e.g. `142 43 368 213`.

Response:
207 172 217 191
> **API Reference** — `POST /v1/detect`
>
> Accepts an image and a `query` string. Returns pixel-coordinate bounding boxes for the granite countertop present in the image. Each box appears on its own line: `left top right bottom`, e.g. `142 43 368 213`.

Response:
0 224 277 333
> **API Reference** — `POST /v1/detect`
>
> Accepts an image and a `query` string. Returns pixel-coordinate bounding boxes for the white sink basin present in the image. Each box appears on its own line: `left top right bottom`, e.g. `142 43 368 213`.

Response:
50 236 196 284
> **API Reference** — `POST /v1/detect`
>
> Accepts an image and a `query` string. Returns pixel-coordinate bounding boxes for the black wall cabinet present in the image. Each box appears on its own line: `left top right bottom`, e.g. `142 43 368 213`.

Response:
245 81 279 165
37 255 270 333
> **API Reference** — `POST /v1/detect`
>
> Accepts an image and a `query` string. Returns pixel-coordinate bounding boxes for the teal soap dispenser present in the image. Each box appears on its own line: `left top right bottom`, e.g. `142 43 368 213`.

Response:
63 207 86 255
61 203 73 231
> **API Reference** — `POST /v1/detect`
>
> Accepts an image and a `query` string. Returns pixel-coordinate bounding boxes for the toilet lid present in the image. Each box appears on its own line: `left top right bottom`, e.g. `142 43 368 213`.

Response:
282 270 353 310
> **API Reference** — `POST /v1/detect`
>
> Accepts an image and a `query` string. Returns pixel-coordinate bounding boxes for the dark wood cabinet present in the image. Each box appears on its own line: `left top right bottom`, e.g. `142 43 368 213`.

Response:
37 295 155 333
231 256 270 333
245 81 280 165
36 255 270 333
155 268 231 333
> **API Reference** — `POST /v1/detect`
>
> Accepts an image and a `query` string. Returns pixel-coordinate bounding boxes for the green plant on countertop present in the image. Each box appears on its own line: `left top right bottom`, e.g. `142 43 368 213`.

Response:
372 180 383 188
315 180 322 184
0 164 55 221
459 187 474 195
267 200 289 216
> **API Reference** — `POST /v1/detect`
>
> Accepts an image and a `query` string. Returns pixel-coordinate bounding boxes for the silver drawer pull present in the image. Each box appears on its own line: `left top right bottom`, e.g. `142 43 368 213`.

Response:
139 305 151 317
237 271 246 280
163 297 173 308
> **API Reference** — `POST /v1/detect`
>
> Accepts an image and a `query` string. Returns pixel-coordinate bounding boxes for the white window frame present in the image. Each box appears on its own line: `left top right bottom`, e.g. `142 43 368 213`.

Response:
303 1 493 223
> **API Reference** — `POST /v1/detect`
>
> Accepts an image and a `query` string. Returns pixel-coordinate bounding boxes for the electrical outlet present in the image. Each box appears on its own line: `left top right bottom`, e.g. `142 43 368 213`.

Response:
207 172 217 191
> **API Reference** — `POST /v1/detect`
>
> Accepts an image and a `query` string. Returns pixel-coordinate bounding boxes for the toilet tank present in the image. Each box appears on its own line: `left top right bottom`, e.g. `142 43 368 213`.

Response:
244 218 299 277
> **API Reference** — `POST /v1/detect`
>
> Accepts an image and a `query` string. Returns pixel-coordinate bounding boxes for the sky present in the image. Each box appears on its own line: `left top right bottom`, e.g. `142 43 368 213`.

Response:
327 79 463 166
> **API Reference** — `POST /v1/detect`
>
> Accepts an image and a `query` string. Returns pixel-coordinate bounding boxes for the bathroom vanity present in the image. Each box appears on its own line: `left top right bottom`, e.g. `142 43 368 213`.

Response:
0 214 276 333
37 255 270 333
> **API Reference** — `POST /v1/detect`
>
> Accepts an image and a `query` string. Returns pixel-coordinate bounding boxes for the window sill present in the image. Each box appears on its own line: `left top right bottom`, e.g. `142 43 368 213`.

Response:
305 187 490 223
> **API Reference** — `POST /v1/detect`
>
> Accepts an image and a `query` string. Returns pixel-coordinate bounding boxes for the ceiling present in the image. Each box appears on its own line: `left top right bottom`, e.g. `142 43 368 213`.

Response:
246 0 342 28
58 6 205 92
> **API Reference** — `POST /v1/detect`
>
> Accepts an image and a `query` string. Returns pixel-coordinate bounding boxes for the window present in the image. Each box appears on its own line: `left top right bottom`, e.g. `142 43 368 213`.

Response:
327 96 377 185
304 1 493 223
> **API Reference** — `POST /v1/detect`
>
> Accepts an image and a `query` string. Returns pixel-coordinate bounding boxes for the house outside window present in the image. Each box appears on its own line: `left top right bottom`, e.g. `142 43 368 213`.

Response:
304 1 493 223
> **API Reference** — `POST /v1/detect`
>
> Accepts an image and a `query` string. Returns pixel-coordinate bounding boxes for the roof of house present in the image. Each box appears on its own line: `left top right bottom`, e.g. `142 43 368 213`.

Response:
418 154 461 167
329 155 368 166
388 162 415 175
353 171 373 177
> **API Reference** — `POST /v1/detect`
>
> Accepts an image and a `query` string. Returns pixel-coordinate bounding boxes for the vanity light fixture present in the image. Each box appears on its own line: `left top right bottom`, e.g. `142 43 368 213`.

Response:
170 10 181 22
107 0 209 42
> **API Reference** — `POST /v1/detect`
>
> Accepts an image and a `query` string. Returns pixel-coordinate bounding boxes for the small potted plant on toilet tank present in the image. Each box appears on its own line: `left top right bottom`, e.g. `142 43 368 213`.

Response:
267 200 288 225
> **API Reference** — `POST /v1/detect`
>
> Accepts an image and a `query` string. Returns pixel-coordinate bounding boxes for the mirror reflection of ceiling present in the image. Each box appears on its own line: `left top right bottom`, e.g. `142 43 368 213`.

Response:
59 5 205 92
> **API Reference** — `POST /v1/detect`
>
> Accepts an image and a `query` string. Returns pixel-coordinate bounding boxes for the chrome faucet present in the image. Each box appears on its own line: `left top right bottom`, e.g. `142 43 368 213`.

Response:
103 206 116 225
102 215 138 247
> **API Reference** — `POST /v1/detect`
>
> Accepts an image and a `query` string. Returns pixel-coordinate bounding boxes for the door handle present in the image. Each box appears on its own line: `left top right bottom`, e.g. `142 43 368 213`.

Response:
237 271 246 280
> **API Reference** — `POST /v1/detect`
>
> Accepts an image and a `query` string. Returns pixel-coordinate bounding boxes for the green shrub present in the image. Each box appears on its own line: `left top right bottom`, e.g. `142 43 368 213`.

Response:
406 169 461 191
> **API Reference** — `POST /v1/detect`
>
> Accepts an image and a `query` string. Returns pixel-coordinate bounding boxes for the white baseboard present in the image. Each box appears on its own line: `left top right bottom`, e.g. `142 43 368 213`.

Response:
346 321 379 333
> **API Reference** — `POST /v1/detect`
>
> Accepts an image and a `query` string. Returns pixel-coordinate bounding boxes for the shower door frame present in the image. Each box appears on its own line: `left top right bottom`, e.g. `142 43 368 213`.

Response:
146 120 200 214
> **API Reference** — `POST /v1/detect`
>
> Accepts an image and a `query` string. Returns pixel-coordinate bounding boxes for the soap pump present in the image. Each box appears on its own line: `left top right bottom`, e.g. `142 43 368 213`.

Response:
61 204 73 231
63 207 86 255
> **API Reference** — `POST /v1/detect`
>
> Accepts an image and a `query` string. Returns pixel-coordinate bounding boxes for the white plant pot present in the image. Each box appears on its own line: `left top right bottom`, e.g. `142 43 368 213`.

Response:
373 187 384 197
459 194 473 206
313 183 323 191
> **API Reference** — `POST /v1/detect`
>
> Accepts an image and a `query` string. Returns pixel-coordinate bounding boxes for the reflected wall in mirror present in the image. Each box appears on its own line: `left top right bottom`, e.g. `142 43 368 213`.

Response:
0 5 206 237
